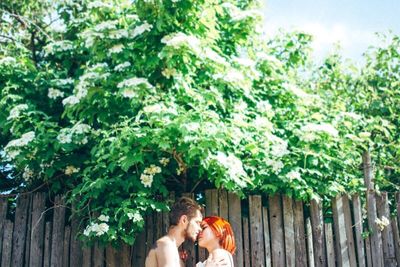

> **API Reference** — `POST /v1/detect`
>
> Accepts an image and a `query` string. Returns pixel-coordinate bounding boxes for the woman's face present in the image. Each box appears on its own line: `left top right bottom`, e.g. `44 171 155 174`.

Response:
197 222 218 248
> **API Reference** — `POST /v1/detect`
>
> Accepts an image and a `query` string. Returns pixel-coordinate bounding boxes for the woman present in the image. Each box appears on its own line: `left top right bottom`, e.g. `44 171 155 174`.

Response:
196 216 236 267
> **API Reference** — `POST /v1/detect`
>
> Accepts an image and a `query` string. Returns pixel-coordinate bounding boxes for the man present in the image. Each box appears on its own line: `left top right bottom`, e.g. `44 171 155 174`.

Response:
145 196 227 267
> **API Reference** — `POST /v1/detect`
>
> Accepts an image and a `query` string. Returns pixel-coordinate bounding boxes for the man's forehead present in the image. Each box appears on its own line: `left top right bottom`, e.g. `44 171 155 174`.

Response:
194 210 203 220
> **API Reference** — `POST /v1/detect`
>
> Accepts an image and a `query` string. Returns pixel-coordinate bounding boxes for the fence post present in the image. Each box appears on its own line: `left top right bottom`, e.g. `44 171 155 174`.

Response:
362 151 383 267
310 198 326 267
228 192 244 267
29 193 46 267
376 192 396 266
269 194 285 266
283 195 295 267
0 197 8 262
249 195 265 267
50 195 66 267
293 200 307 267
352 194 366 267
11 194 30 267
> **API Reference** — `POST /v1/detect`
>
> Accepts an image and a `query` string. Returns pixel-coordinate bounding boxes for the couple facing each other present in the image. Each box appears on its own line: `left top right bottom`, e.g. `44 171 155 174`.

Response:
145 197 235 267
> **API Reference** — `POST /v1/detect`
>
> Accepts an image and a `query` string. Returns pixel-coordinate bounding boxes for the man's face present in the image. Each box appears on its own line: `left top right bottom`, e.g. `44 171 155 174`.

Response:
184 210 203 242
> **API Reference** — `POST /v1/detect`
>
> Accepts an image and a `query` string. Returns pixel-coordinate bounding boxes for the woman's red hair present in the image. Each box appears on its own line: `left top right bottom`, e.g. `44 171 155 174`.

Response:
202 216 236 255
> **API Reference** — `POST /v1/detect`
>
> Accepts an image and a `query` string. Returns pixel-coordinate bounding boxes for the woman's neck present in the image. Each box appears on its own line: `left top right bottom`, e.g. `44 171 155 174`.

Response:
206 244 221 255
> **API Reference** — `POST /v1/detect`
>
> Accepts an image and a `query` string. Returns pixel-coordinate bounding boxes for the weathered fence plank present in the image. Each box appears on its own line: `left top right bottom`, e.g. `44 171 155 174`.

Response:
182 193 196 267
352 194 366 267
228 192 243 267
262 206 272 267
1 220 13 267
29 192 46 267
121 243 131 267
11 194 30 267
249 195 265 267
282 195 295 267
396 192 400 231
106 245 120 267
306 218 314 267
365 235 372 267
82 246 92 267
376 192 396 267
391 217 400 266
218 189 228 219
242 217 251 267
50 195 66 267
133 229 145 267
0 197 8 262
342 194 357 267
63 226 71 267
324 223 335 267
145 212 154 257
332 195 349 266
310 199 326 267
93 242 105 267
205 189 218 217
363 151 383 267
70 203 83 267
269 194 285 266
43 222 52 267
293 200 307 267
24 194 32 266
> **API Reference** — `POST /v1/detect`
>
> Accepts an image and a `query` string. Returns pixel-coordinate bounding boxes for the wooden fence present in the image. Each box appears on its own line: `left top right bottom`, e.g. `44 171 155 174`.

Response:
1 151 400 267
0 189 400 267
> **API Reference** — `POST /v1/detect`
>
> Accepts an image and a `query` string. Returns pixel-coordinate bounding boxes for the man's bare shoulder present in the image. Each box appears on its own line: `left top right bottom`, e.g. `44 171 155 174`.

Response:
152 236 175 251
145 235 180 267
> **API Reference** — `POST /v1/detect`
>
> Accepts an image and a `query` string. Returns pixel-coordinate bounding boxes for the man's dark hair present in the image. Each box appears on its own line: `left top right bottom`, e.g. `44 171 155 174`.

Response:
169 197 203 226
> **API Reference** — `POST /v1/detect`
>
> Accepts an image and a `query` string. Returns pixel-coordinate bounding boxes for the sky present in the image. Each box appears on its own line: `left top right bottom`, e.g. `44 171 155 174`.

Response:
262 0 400 62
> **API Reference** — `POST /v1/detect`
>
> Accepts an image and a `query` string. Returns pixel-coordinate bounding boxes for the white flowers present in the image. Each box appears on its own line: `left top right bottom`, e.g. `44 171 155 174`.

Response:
4 131 35 160
118 77 154 98
214 152 247 187
7 104 28 120
44 41 74 55
0 56 17 65
213 69 245 83
287 169 301 181
108 44 124 55
98 215 109 222
83 222 109 236
57 122 91 145
161 32 201 54
22 166 34 181
202 48 228 66
93 20 118 32
48 88 65 99
161 68 177 79
299 123 339 142
375 216 390 231
114 62 131 72
88 1 112 9
265 159 284 174
118 77 154 90
65 166 80 176
130 22 152 38
62 96 80 106
270 139 289 158
5 131 35 149
140 164 162 188
140 174 153 188
128 212 143 223
159 157 170 166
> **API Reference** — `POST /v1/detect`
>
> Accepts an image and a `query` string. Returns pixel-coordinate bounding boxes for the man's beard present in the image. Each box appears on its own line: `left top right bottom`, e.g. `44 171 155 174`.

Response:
183 223 195 242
